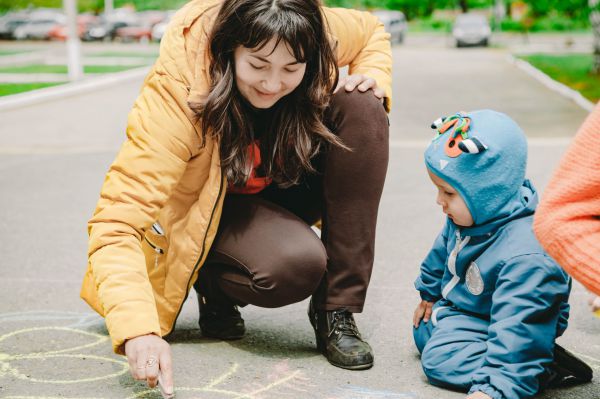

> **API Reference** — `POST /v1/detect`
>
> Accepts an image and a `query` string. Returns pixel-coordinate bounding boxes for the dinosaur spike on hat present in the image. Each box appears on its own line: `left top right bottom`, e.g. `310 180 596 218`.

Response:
458 137 488 154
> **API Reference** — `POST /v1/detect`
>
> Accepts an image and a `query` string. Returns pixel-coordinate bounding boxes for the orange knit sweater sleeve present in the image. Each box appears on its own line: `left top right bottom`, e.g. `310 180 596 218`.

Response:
533 102 600 296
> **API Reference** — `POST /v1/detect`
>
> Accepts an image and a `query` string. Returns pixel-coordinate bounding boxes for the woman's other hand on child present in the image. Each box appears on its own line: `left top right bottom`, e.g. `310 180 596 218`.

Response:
466 391 493 399
413 300 435 328
125 334 174 395
334 74 385 100
589 293 600 313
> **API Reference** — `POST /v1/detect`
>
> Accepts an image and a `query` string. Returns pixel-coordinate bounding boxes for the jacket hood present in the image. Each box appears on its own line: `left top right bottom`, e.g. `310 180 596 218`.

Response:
460 179 537 236
425 109 528 225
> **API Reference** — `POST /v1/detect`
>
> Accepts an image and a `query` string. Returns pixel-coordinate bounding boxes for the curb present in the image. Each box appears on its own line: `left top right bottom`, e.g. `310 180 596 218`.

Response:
0 65 150 112
508 54 595 112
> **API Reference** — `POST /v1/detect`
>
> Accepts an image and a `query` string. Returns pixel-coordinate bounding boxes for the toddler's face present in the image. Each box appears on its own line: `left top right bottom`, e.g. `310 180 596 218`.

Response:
427 169 474 227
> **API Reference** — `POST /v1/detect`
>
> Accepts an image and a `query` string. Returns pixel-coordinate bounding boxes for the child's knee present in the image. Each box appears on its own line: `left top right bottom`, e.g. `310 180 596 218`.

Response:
421 345 472 390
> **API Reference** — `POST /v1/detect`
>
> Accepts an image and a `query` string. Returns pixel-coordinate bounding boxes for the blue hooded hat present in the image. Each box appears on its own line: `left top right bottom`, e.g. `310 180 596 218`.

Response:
424 110 528 225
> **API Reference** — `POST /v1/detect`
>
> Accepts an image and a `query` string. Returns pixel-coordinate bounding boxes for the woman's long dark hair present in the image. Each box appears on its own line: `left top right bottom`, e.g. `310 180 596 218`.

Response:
193 0 344 187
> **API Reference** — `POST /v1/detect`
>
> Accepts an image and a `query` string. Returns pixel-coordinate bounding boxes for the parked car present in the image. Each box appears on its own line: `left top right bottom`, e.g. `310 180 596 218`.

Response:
370 9 407 44
114 23 152 42
12 9 65 40
0 12 29 39
48 14 97 41
83 20 127 41
14 19 64 40
452 13 491 47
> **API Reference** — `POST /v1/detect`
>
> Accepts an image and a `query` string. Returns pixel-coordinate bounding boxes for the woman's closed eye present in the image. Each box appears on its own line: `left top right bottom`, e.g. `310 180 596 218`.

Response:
249 63 266 70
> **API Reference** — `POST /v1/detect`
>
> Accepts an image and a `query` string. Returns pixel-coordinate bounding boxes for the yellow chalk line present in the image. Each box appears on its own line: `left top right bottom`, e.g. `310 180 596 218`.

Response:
126 363 303 399
0 327 109 357
0 326 304 398
0 327 127 384
205 362 238 388
4 353 129 384
233 369 303 399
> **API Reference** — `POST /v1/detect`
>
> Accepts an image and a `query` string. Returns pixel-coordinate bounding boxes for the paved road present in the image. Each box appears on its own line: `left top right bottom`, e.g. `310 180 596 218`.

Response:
0 39 598 399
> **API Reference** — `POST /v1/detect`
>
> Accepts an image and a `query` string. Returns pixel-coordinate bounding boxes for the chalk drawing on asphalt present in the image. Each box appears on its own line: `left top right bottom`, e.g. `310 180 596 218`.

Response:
0 311 313 398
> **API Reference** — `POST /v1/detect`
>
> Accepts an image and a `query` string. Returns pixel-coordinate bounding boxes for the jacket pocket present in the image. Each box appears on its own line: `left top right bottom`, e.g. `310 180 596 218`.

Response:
142 222 169 295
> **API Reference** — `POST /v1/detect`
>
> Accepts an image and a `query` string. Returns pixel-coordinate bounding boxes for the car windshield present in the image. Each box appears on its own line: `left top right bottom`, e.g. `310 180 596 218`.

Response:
456 16 487 27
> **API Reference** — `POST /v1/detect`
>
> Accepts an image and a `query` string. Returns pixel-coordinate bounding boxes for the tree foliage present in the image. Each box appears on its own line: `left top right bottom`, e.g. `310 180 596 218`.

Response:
0 0 184 13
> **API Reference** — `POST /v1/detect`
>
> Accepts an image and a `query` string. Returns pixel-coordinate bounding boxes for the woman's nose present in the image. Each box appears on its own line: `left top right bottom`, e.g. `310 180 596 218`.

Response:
262 74 282 93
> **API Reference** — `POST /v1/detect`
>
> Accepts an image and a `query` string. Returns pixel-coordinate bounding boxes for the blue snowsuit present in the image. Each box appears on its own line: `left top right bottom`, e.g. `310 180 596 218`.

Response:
414 110 571 399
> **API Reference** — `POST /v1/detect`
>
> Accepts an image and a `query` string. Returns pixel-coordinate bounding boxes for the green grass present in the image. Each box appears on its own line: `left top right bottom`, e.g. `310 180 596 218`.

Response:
0 82 65 96
0 64 146 74
519 54 600 103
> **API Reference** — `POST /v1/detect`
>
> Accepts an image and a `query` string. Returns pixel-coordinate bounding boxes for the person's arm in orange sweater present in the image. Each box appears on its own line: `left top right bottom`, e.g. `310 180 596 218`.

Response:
533 103 600 299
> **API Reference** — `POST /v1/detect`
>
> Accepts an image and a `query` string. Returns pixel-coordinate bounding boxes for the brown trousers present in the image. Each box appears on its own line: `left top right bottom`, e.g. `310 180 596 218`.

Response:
197 90 389 313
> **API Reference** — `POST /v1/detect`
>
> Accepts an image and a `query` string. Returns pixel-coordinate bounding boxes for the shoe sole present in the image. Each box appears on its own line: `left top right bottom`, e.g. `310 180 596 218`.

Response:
554 345 593 383
325 356 374 370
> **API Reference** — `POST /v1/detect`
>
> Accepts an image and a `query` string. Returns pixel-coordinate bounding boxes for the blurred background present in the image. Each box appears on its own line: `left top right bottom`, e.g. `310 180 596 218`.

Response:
0 0 598 102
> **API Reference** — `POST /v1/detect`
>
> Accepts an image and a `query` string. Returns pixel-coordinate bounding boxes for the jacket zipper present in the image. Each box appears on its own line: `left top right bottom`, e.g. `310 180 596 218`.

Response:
166 173 225 335
144 237 164 269
441 229 470 299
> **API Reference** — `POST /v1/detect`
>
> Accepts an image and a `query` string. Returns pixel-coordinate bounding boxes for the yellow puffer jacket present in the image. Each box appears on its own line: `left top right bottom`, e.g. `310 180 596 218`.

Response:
81 0 392 354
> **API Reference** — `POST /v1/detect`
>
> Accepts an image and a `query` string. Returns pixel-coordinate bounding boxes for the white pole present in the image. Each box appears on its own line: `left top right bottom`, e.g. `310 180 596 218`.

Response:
64 0 83 81
104 0 114 17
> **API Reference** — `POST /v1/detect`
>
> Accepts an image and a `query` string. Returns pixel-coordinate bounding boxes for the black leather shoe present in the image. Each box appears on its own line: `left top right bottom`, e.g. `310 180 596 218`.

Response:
197 293 245 340
308 300 374 370
546 344 593 387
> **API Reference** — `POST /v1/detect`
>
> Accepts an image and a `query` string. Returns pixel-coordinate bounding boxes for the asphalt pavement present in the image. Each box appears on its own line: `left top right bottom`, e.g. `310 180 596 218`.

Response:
0 36 598 399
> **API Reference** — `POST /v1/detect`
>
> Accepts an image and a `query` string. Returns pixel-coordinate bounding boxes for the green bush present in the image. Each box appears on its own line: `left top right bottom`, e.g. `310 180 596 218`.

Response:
530 15 590 31
500 19 525 32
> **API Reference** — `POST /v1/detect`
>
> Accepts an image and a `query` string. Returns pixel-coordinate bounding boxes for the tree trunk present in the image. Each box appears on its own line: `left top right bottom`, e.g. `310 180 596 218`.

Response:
459 0 468 13
591 0 600 73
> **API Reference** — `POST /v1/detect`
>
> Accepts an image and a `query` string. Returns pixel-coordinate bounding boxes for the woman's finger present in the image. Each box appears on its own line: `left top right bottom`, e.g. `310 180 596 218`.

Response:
344 74 364 91
145 354 160 388
158 348 175 398
134 350 148 381
373 87 385 99
357 78 376 92
126 351 137 378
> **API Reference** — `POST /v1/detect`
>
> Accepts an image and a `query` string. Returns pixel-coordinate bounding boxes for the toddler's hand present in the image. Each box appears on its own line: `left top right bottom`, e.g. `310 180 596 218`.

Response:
588 293 600 314
466 392 493 399
413 300 435 328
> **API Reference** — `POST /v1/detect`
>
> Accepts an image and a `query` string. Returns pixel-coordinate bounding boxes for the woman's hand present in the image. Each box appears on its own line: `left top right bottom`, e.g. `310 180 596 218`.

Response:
413 300 435 328
125 334 174 396
334 74 385 100
466 392 493 399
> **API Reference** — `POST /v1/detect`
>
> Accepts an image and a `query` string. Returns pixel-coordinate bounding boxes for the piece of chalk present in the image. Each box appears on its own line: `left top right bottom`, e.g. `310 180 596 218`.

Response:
158 372 175 399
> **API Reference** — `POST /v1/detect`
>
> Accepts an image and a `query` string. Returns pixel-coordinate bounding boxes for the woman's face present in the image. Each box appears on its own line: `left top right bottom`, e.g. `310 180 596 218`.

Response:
234 37 307 109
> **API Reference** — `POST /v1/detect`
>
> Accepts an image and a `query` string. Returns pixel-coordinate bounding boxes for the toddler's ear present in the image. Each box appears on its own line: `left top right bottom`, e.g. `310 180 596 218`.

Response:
458 137 488 154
